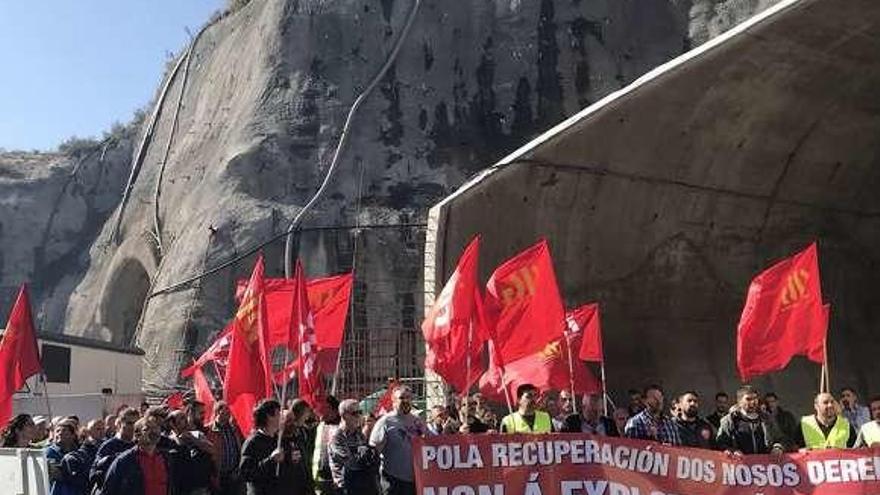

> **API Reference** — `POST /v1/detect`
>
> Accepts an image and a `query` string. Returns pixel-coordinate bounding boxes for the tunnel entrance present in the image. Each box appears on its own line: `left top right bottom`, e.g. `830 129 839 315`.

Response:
100 258 151 346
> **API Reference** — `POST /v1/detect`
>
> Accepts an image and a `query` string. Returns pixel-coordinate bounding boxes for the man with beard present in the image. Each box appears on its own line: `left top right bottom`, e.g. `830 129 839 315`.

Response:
563 393 618 436
557 390 575 431
103 417 175 495
624 385 680 445
840 387 871 430
706 392 729 430
673 392 715 449
369 386 426 495
794 392 857 449
717 385 786 456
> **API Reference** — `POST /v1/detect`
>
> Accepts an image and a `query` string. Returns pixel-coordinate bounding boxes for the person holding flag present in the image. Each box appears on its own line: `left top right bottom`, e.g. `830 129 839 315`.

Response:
793 392 857 449
500 384 553 434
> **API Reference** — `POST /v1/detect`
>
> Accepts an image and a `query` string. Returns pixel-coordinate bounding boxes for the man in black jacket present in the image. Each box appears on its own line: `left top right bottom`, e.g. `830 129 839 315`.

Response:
61 418 105 493
716 385 786 457
241 399 314 495
103 416 176 495
672 392 715 449
91 408 140 493
562 393 618 436
329 399 380 495
168 406 216 495
706 392 729 430
764 392 798 448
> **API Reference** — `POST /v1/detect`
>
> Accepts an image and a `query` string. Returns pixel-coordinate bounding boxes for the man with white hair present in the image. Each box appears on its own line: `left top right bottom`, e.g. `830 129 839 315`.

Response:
329 399 380 495
795 392 857 449
369 386 425 495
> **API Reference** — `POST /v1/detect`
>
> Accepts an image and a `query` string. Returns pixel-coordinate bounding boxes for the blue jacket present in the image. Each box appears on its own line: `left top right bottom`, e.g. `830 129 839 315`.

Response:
45 443 79 495
90 437 134 491
102 447 177 495
61 441 99 493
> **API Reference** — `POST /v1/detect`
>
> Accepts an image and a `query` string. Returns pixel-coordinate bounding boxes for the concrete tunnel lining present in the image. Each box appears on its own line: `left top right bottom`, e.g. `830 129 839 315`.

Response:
424 0 880 411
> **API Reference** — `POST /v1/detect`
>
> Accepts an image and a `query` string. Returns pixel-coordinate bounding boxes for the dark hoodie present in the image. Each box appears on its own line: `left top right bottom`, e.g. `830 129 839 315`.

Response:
716 409 785 454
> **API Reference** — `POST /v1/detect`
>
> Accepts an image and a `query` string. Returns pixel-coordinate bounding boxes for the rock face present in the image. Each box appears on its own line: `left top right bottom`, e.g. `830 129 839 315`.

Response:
0 0 779 396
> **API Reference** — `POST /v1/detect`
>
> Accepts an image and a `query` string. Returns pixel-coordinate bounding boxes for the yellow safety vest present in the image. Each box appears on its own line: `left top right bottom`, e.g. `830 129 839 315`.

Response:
801 415 850 449
860 421 880 447
501 411 552 434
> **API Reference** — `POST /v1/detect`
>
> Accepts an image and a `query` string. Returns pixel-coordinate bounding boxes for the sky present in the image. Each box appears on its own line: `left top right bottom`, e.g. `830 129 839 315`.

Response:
0 1 223 151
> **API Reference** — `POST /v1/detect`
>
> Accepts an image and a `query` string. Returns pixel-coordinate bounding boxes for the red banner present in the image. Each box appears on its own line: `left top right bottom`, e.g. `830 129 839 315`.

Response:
414 433 880 495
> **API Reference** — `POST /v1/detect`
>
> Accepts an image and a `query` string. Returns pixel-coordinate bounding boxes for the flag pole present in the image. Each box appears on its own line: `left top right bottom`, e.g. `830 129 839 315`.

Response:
497 355 514 415
465 321 473 398
41 374 53 419
564 332 578 415
500 370 514 415
822 338 830 393
600 364 609 418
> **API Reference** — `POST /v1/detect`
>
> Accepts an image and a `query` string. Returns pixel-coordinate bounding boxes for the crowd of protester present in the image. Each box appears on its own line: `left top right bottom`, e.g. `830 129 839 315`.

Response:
1 383 878 495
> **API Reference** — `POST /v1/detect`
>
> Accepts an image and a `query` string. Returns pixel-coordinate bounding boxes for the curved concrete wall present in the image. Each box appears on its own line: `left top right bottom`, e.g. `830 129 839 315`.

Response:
428 0 880 412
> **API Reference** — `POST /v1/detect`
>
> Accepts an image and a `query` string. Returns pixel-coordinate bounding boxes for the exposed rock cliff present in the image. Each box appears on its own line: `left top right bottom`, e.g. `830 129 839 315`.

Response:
0 0 779 395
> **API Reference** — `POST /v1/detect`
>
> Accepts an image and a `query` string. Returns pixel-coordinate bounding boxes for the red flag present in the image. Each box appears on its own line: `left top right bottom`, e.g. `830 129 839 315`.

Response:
372 380 400 417
0 284 43 426
478 331 600 402
236 273 352 374
164 392 184 410
485 239 566 365
422 236 487 394
292 261 324 409
306 274 353 373
566 303 603 362
192 365 215 426
181 324 233 378
736 242 826 382
224 255 273 435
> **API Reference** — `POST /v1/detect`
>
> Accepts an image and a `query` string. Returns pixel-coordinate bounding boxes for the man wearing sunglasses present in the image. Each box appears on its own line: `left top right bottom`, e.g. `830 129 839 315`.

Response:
329 399 380 495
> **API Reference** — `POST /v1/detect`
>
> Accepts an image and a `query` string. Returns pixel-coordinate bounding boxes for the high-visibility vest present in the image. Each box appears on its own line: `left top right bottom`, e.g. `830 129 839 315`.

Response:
501 411 552 434
801 415 850 449
860 421 880 447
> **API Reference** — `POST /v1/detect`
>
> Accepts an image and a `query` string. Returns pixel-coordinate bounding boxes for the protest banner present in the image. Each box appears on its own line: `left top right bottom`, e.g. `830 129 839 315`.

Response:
414 433 880 495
